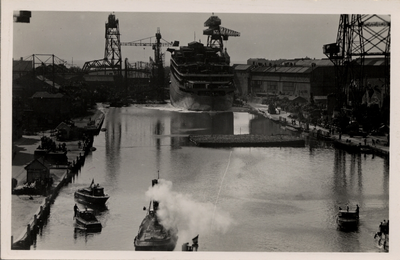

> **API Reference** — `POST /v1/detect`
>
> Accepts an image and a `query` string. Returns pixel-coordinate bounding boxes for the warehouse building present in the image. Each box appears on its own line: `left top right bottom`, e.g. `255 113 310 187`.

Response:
234 57 386 104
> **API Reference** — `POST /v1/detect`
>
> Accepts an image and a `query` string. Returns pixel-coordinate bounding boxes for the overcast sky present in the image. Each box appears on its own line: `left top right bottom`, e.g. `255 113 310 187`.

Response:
9 0 396 69
12 12 343 67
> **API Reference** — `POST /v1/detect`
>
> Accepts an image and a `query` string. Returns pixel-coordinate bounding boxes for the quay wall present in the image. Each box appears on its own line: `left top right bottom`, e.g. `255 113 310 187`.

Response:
250 103 389 158
11 109 105 250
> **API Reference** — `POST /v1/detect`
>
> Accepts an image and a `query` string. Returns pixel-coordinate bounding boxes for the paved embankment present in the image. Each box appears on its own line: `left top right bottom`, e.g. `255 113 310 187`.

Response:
249 102 389 157
11 107 105 249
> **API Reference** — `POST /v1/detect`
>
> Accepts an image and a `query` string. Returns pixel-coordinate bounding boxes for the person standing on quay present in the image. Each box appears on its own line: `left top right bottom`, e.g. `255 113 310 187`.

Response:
74 204 79 218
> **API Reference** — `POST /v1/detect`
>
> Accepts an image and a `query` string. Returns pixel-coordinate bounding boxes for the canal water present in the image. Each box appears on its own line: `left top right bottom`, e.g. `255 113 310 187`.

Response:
31 105 389 252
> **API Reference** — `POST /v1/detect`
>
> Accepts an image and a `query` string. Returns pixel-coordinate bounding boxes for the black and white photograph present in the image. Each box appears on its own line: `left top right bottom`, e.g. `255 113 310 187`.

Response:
1 0 398 259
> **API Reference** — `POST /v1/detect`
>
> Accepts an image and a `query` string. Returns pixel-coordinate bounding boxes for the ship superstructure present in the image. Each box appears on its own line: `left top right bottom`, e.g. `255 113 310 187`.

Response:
168 14 240 111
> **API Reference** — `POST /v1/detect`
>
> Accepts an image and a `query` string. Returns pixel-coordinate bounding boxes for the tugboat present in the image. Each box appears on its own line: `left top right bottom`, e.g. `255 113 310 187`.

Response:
74 206 102 232
134 178 178 251
337 204 359 230
74 179 109 205
374 220 389 251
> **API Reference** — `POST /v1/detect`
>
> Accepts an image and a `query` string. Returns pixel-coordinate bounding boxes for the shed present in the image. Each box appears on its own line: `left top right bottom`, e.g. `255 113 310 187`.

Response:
56 122 72 140
24 157 50 183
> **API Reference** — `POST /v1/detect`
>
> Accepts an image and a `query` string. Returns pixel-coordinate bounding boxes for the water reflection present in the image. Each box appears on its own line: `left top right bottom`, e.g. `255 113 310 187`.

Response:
73 228 100 244
172 112 234 135
105 108 122 186
31 106 389 252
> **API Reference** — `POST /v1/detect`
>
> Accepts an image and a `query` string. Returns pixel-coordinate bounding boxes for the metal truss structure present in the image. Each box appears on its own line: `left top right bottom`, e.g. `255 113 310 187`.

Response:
323 14 390 107
83 13 122 75
16 54 69 90
121 28 178 100
203 14 240 52
124 59 151 78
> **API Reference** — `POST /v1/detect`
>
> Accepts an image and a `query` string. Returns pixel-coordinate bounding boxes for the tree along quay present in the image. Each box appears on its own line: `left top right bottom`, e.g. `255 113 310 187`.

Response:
251 103 389 158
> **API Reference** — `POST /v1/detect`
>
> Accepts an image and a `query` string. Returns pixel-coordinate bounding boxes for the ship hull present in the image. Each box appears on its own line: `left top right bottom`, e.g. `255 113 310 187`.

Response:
169 73 234 111
134 236 178 251
74 190 109 205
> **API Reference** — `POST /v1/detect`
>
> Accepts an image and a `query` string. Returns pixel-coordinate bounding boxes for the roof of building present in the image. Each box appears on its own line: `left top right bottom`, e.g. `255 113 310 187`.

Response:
288 96 308 102
24 157 51 170
13 59 33 71
295 59 334 66
56 122 72 130
234 64 252 71
31 92 64 99
252 66 312 74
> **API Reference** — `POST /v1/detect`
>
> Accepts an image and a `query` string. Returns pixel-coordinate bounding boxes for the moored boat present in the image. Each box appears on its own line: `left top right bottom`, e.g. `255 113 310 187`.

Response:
75 208 102 232
134 178 178 251
74 180 109 205
181 235 199 251
337 205 359 230
374 220 389 251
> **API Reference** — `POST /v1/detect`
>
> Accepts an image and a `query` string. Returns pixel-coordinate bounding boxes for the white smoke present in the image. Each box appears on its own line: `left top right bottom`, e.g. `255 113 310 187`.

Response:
145 179 234 247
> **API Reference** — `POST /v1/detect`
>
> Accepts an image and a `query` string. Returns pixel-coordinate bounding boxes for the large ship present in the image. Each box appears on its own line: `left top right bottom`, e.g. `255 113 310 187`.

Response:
168 14 240 111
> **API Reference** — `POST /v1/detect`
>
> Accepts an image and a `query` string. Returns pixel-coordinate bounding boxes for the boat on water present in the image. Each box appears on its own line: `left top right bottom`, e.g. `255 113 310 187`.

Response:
181 235 199 251
75 208 102 232
374 220 389 251
337 205 359 230
134 179 178 251
168 14 240 111
74 179 109 205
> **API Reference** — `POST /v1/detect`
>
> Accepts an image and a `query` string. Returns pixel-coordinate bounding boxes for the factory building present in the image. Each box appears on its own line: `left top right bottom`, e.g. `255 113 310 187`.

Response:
234 57 386 105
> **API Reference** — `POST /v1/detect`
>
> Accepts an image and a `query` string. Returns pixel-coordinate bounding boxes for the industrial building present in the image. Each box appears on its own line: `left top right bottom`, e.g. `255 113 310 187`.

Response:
234 57 387 107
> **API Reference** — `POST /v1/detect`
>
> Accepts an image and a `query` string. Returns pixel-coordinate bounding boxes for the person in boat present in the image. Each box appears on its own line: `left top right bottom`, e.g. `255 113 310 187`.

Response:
356 204 359 213
90 179 95 188
346 206 349 212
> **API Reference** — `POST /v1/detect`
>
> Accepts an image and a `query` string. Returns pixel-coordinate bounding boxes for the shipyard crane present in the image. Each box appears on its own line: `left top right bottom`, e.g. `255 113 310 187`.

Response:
203 14 240 53
121 28 178 100
83 13 122 75
323 14 390 108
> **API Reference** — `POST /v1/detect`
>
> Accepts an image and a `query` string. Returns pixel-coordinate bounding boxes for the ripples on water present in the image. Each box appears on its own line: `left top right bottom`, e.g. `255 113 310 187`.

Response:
32 105 389 253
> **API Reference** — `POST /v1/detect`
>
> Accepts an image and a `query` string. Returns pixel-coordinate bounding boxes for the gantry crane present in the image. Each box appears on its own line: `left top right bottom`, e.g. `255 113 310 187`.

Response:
203 14 240 58
121 28 178 100
323 14 390 108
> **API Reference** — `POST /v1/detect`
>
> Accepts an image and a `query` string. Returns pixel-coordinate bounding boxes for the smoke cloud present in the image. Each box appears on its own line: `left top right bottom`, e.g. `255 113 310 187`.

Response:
145 179 234 248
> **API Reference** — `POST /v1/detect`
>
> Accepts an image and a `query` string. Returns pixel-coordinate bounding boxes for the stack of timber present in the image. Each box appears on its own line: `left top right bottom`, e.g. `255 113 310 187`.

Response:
189 134 305 147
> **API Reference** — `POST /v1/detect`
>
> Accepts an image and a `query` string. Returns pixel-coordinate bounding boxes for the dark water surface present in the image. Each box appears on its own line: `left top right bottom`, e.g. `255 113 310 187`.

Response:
32 106 389 252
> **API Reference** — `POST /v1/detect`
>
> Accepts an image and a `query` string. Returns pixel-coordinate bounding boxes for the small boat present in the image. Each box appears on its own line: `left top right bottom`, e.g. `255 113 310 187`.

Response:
374 220 389 251
134 178 178 251
181 235 199 251
75 208 102 232
74 180 109 205
337 205 359 230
